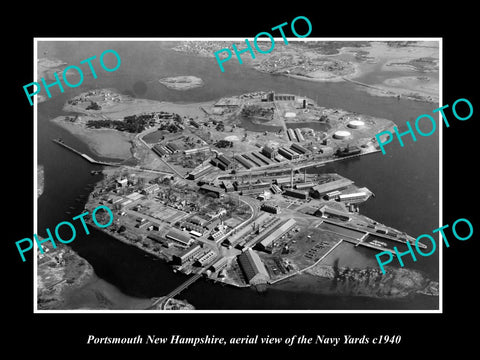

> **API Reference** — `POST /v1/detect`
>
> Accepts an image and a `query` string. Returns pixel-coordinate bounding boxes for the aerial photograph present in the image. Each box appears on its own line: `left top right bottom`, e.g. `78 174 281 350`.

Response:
35 39 440 311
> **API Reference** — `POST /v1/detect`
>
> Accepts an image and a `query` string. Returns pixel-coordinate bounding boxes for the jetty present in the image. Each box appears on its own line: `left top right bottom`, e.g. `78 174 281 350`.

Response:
52 138 121 167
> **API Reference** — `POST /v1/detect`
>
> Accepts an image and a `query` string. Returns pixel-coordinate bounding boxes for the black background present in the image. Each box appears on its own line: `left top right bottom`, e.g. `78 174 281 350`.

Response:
6 3 477 356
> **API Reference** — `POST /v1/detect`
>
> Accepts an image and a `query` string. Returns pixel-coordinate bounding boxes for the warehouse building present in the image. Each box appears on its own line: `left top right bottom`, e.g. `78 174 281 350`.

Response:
234 154 254 169
209 257 228 272
173 244 203 265
262 146 278 159
165 229 194 248
294 128 305 142
283 188 308 199
310 178 354 198
195 250 216 267
237 248 270 284
257 218 296 252
278 147 299 160
290 143 309 155
199 184 225 198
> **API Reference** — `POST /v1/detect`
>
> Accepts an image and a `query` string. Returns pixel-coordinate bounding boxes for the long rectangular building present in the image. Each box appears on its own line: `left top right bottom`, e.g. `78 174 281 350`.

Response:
234 155 254 169
278 147 299 160
209 257 228 272
294 128 305 142
165 229 194 248
257 218 296 251
290 142 309 155
200 184 225 198
173 244 202 265
287 128 296 142
237 248 270 284
242 153 262 167
310 178 354 198
251 152 272 165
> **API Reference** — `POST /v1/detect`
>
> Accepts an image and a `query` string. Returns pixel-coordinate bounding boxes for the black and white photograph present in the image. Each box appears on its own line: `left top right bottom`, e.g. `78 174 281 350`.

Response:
33 38 441 312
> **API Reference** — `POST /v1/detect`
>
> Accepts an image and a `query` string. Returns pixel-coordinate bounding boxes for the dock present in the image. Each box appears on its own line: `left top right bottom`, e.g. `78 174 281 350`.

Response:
342 237 396 255
52 138 122 167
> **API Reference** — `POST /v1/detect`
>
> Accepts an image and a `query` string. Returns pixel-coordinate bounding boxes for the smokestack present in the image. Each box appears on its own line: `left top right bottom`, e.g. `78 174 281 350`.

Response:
304 168 306 183
290 168 293 188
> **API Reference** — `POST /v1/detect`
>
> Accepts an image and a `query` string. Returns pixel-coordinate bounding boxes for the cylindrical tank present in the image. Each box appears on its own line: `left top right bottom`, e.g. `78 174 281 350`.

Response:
333 130 351 139
347 120 365 129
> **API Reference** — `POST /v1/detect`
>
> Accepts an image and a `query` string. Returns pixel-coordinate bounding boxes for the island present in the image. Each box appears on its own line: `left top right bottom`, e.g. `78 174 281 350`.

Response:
45 86 438 310
159 76 204 91
172 40 439 103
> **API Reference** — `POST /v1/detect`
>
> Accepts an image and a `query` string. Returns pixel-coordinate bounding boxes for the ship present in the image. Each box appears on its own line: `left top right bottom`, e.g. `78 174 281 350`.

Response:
369 239 387 247
336 146 361 157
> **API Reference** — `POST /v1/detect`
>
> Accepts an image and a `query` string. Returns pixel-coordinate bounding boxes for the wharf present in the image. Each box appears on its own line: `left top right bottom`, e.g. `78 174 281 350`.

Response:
52 138 121 166
322 219 426 249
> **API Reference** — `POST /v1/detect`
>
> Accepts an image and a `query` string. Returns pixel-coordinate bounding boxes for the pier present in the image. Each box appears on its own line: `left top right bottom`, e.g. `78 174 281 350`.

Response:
52 138 122 166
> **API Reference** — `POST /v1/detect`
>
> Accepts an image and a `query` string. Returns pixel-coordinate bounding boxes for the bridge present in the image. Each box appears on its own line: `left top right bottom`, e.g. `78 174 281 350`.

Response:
149 272 203 310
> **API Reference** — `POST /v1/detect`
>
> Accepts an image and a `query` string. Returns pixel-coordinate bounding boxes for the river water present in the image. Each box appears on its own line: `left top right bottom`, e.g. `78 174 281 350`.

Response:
37 41 439 310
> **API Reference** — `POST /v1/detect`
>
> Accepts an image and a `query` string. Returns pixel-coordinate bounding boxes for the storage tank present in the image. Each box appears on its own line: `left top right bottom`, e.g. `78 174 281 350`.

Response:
333 130 351 139
347 120 365 129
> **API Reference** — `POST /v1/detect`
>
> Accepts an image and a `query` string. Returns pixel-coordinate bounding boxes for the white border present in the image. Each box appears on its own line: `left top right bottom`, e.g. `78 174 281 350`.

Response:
33 37 442 314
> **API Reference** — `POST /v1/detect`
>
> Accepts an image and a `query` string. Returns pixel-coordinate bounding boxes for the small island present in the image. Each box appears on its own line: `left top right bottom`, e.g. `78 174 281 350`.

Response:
159 76 204 91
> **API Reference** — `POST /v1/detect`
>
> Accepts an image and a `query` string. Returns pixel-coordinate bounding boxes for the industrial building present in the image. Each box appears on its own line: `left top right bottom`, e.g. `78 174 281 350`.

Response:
338 191 368 202
274 94 295 101
165 229 194 248
211 154 234 171
199 184 225 198
147 233 172 248
237 248 270 284
287 128 296 142
315 205 351 221
209 230 225 242
152 144 169 158
234 154 254 169
173 244 203 265
242 153 262 167
294 128 305 142
142 183 160 195
222 180 235 192
251 152 272 165
278 147 299 160
290 143 309 155
294 182 316 190
260 203 281 214
183 146 210 155
310 178 354 198
188 164 214 180
209 257 228 272
325 190 342 200
283 188 308 199
257 218 296 252
195 250 216 267
262 146 278 159
166 143 181 154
